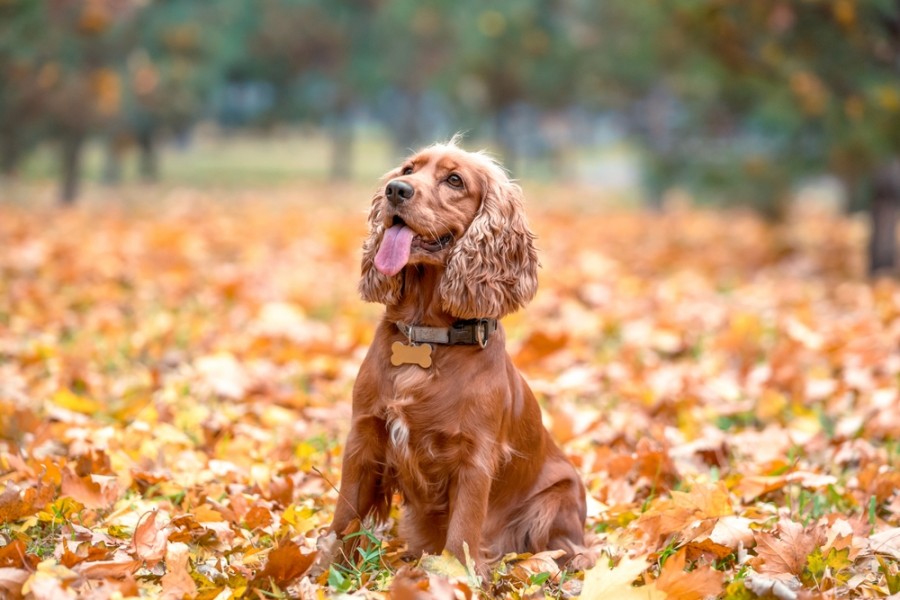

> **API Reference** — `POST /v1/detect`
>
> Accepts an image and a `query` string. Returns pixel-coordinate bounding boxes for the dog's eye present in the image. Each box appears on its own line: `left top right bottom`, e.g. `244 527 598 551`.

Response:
401 166 414 175
447 173 463 188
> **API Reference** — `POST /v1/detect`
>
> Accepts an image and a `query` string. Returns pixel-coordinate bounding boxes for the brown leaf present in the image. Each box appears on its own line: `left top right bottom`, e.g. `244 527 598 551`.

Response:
655 549 724 600
59 541 110 568
753 519 822 577
254 540 316 588
507 549 565 583
0 540 36 570
736 475 789 503
60 468 117 510
0 567 29 598
160 542 197 600
390 565 473 600
514 330 569 367
638 482 733 543
0 480 53 524
243 505 273 530
133 510 169 566
75 558 141 579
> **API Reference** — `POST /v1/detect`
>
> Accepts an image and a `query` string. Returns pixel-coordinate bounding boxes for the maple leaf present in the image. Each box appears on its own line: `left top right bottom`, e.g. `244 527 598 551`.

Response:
390 565 473 600
252 539 316 589
160 542 197 600
581 554 664 600
753 518 823 578
60 468 118 510
0 480 54 524
74 558 141 579
132 510 170 566
655 549 724 600
503 549 566 584
638 481 734 543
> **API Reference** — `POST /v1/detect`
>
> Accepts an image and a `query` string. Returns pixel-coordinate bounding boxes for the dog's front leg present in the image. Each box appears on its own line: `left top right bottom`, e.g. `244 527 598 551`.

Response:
445 461 492 577
331 416 389 549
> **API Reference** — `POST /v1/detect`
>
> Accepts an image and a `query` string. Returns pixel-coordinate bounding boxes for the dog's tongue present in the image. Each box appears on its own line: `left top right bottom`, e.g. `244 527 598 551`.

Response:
375 224 414 276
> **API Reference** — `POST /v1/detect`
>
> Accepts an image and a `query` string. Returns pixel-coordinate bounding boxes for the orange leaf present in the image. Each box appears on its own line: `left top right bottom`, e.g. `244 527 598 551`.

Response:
656 549 724 600
254 540 316 587
753 518 822 577
160 542 196 600
133 510 169 566
75 558 141 579
244 505 273 530
0 480 53 524
0 541 36 570
60 468 117 510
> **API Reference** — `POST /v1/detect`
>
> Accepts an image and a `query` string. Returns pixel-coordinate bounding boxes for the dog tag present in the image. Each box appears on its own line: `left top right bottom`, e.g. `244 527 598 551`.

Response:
391 341 433 368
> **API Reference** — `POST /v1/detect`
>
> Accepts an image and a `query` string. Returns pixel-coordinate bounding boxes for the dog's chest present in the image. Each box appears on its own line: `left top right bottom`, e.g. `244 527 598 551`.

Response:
381 366 470 490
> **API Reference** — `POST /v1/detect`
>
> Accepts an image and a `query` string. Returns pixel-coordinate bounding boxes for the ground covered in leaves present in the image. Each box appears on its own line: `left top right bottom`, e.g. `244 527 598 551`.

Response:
1 184 899 599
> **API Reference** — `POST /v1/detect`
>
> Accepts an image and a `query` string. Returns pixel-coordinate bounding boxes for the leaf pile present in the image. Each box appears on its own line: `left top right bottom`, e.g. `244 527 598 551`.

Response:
1 188 899 599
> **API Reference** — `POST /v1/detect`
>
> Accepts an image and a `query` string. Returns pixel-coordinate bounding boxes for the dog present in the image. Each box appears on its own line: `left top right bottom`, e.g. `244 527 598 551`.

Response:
328 139 590 576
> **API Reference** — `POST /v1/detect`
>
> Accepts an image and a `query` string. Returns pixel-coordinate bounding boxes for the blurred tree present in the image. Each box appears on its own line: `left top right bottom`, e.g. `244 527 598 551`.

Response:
666 0 900 271
0 2 47 177
452 0 579 172
1 0 143 203
104 0 234 183
371 0 456 153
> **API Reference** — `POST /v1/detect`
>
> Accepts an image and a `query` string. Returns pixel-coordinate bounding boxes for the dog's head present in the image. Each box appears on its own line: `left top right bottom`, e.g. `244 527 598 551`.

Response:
359 139 539 319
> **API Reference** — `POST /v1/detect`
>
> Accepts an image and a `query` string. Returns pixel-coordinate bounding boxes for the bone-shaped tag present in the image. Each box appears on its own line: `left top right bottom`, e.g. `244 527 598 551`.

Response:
391 341 433 368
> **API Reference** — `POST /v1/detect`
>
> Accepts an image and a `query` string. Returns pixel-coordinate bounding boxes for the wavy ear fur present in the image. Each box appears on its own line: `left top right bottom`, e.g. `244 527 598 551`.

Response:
358 190 403 305
440 177 539 319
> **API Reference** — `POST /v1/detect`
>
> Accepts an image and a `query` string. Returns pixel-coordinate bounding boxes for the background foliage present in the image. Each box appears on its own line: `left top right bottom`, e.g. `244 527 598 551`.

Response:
3 0 899 212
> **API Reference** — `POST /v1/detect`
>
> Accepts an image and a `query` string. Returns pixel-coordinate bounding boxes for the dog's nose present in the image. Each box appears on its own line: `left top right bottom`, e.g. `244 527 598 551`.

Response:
385 180 415 205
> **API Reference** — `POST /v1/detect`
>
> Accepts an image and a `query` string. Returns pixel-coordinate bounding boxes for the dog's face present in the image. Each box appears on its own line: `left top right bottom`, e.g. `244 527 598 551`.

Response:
360 141 539 320
373 146 487 275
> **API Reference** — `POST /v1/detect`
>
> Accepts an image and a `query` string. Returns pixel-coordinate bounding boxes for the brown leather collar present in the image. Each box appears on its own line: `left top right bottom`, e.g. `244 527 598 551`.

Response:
395 318 497 349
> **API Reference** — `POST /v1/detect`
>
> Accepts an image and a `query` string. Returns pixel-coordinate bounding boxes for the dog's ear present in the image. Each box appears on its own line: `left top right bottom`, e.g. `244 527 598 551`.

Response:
359 189 403 305
440 177 539 319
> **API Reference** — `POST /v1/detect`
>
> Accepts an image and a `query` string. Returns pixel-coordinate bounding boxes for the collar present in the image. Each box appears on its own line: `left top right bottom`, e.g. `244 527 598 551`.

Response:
395 318 498 349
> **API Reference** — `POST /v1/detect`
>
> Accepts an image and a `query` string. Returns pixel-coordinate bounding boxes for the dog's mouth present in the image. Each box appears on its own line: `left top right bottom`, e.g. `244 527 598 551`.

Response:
393 217 453 252
375 216 454 276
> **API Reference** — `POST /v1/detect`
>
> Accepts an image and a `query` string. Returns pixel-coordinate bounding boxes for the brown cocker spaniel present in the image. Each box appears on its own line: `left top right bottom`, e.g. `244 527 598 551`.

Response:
329 139 591 576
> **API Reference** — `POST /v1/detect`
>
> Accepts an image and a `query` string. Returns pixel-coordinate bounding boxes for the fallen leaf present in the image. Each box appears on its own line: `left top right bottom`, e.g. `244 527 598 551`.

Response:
60 468 117 510
0 567 29 598
753 518 822 577
506 549 565 583
655 549 724 600
132 510 169 566
581 554 664 600
253 539 316 588
160 542 197 600
74 558 141 579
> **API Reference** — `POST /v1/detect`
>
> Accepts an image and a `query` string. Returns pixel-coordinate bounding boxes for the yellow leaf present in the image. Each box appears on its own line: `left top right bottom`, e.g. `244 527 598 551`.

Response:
37 497 84 523
281 504 320 534
581 554 664 600
51 389 102 415
419 552 468 580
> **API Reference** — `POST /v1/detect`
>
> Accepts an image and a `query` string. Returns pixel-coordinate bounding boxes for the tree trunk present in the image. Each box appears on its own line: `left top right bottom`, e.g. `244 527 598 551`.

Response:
60 133 84 205
1 129 21 177
102 136 123 185
869 159 900 276
329 109 354 181
137 128 159 182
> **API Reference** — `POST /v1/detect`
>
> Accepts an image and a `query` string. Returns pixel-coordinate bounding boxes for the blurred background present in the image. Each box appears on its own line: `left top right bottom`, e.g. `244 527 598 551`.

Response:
1 0 899 271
